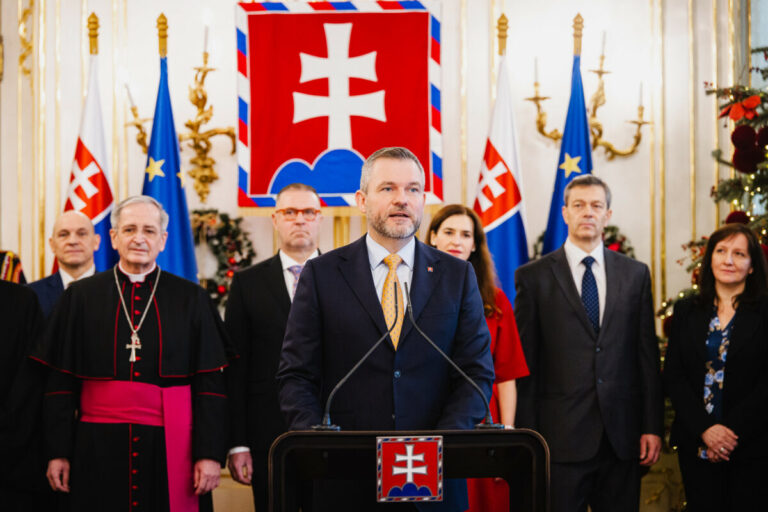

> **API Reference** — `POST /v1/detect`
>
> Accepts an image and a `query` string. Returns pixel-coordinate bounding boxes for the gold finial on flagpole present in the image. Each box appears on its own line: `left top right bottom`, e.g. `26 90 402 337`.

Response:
573 13 584 56
88 13 99 55
497 14 508 56
157 13 168 57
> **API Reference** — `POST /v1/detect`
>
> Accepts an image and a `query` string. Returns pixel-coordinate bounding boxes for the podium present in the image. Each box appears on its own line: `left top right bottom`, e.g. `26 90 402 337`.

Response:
269 429 549 511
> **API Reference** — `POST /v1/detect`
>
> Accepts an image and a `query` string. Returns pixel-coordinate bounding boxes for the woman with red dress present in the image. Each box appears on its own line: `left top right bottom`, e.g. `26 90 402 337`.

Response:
427 204 529 512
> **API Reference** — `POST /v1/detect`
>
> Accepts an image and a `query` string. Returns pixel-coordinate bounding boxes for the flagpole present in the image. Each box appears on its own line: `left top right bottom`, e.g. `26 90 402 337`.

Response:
157 13 168 58
573 13 583 56
88 13 97 55
497 13 507 56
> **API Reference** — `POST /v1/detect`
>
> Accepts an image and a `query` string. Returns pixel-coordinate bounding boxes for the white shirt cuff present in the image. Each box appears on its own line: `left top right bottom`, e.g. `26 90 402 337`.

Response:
228 446 251 456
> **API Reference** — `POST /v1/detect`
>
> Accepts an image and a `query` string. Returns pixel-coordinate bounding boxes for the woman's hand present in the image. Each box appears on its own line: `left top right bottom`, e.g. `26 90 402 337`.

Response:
702 424 738 462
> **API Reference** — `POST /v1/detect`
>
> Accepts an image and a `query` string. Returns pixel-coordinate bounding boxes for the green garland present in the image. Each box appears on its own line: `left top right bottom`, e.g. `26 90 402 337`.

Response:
191 209 257 307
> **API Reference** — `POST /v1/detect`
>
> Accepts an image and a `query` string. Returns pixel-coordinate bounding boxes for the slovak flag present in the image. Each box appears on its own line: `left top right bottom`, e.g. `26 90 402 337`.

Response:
473 55 528 301
64 54 118 271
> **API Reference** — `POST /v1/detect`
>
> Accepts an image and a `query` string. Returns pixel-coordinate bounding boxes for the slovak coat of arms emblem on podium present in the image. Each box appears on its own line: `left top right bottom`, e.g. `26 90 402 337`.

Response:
377 435 443 502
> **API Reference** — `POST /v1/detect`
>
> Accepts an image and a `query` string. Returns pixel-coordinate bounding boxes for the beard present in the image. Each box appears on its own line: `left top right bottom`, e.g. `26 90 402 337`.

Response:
368 209 422 240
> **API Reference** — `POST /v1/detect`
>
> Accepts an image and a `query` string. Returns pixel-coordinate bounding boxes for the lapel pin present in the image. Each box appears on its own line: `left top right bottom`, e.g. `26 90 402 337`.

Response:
427 266 433 273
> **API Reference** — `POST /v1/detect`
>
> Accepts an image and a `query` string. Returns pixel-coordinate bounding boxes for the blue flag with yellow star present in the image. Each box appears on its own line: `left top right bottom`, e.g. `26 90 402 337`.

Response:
542 54 593 254
142 57 198 282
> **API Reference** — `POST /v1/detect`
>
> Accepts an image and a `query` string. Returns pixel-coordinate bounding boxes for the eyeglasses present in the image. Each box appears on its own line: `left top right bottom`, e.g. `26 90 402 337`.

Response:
275 208 321 221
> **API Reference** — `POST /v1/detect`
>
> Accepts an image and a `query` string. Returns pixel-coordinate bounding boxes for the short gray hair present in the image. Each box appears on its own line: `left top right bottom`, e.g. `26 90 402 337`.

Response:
563 175 612 208
275 183 320 204
359 147 425 193
111 195 169 232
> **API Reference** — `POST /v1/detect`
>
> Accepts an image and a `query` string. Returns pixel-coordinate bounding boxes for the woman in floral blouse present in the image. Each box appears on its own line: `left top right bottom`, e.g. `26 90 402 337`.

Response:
665 223 768 510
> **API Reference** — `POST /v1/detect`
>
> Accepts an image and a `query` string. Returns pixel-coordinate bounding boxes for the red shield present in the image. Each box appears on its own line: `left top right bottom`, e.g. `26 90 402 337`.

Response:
377 436 443 502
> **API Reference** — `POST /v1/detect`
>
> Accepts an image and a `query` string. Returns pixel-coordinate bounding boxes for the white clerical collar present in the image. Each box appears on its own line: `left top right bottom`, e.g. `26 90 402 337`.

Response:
366 235 415 271
279 249 319 270
59 265 95 289
564 238 605 268
118 262 158 283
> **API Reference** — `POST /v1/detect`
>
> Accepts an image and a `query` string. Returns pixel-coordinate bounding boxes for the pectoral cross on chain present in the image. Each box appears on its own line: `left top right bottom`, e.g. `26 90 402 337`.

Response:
126 333 142 363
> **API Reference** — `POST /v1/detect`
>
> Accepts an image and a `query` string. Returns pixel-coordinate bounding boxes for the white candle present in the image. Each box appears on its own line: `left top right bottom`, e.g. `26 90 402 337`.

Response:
203 24 209 54
601 31 606 56
638 82 643 107
534 58 539 83
125 83 136 109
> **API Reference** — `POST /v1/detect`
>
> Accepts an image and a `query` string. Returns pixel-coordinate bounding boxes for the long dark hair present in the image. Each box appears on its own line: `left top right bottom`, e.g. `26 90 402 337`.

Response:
427 204 499 316
697 223 768 307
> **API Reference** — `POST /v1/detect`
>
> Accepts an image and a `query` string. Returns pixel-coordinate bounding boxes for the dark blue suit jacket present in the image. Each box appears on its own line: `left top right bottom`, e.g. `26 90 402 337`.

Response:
277 236 494 511
28 272 64 319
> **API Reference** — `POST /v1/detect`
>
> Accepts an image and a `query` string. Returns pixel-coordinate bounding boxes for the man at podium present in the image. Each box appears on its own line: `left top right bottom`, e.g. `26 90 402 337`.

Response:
278 147 494 511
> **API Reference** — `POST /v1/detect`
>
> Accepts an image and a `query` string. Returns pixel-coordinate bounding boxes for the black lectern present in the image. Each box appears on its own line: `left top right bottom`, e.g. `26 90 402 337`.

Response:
269 429 549 511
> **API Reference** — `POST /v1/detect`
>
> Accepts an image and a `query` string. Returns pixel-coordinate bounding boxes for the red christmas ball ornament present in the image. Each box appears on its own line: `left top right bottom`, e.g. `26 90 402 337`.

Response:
226 270 234 278
733 147 762 174
725 210 750 224
228 256 236 265
691 266 701 285
662 315 673 338
217 285 227 294
607 242 621 252
731 124 757 150
757 127 768 149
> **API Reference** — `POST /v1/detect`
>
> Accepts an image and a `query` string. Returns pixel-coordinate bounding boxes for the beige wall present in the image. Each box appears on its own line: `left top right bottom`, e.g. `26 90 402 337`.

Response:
0 0 751 308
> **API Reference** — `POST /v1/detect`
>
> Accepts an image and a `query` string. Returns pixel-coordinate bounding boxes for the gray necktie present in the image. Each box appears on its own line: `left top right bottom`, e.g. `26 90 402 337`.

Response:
288 265 303 298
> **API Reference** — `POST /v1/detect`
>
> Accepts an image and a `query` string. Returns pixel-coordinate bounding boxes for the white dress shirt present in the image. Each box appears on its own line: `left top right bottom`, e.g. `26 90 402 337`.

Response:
279 250 319 301
366 235 415 309
60 265 95 289
563 238 607 324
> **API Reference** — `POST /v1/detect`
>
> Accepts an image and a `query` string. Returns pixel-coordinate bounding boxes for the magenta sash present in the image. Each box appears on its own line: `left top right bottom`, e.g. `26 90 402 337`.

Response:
80 380 197 512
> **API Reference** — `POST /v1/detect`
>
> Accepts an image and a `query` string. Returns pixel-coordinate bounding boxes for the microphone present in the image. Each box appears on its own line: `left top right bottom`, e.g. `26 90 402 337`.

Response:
403 282 504 430
312 282 400 431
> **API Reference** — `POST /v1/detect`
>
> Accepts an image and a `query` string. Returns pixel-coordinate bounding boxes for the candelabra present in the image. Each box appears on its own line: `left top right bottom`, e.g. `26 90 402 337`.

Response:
178 51 236 204
526 14 649 160
126 14 235 203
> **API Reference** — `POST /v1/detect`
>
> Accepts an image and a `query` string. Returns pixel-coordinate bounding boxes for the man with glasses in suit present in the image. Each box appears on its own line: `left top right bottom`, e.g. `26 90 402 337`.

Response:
225 183 323 511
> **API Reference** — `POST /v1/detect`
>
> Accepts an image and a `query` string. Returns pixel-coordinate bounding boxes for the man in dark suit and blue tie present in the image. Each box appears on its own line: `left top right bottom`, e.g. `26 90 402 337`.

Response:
225 183 323 511
28 211 101 317
514 175 664 512
278 147 494 511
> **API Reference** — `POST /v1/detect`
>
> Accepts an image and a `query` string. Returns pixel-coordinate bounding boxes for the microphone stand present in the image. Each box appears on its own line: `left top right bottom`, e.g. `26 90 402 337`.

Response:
312 286 400 431
404 283 504 430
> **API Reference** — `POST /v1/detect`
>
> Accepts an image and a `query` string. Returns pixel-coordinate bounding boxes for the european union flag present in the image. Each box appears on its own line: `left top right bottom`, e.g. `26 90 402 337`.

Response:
541 54 593 254
142 57 198 283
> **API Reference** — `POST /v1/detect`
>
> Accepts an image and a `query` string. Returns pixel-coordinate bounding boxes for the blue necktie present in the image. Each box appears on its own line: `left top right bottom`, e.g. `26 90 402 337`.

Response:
581 256 599 335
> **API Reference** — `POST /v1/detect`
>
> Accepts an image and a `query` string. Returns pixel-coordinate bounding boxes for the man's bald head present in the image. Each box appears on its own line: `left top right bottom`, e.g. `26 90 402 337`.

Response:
51 211 94 236
50 211 100 276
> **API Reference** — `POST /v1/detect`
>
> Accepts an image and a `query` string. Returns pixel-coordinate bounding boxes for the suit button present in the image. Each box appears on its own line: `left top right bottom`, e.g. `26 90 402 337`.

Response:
394 370 401 379
392 414 396 420
596 346 601 353
598 378 604 384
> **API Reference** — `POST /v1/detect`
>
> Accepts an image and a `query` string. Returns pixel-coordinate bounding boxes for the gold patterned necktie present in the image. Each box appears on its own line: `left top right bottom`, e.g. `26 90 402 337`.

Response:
382 254 404 349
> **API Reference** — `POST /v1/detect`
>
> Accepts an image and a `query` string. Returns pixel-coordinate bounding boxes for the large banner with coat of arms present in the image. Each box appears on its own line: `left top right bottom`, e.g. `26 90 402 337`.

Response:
236 1 443 207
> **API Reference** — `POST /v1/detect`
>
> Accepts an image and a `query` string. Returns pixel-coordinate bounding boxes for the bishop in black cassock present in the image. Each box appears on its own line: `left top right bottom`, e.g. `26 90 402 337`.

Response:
32 196 232 512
